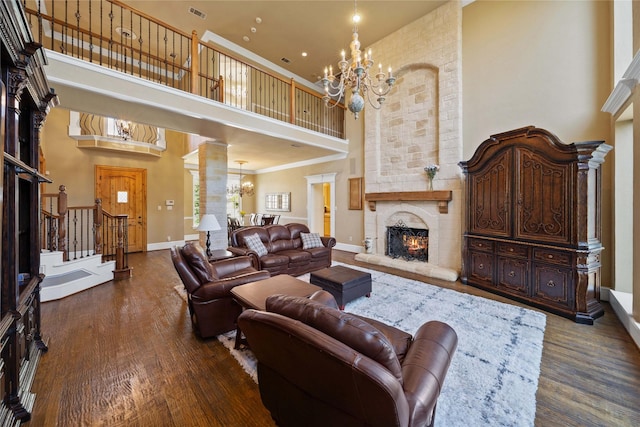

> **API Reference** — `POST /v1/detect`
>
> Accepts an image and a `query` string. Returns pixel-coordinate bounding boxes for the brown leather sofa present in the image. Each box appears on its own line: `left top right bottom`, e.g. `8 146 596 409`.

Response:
170 242 270 338
228 223 336 276
238 290 458 427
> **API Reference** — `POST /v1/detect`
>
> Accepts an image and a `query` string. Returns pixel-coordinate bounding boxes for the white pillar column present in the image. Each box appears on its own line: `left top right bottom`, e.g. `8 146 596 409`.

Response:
198 141 228 250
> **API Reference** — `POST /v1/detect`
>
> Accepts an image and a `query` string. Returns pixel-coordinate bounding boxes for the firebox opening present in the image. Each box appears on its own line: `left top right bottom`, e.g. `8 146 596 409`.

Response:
386 221 429 262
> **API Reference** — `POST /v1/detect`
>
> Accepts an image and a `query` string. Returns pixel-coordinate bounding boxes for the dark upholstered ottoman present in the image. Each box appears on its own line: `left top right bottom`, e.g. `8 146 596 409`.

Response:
309 265 372 310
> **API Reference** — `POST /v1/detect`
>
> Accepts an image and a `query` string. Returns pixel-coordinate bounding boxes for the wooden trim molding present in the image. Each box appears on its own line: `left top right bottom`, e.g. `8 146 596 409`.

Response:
364 191 452 214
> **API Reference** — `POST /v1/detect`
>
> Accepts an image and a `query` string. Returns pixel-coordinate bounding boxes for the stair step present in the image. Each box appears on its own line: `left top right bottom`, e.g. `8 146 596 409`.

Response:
41 270 92 288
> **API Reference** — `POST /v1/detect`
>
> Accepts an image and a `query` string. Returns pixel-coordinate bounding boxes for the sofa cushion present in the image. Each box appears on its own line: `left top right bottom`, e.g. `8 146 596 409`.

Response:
245 233 268 257
277 250 311 264
266 294 404 383
181 243 215 283
260 253 290 269
301 232 324 249
304 245 332 259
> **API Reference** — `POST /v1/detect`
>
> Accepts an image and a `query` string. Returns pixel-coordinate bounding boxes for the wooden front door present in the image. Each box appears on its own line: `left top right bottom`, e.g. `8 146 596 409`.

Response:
95 165 147 253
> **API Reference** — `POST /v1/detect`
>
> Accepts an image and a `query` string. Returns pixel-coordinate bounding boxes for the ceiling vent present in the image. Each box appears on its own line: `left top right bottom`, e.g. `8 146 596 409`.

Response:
188 6 207 19
281 57 291 64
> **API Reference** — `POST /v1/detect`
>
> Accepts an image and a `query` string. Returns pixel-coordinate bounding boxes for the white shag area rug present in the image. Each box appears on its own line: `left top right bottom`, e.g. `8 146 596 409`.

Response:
175 262 546 427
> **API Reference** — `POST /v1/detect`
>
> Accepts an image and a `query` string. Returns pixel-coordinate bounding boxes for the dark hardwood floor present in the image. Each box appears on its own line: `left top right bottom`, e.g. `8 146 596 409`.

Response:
30 249 640 426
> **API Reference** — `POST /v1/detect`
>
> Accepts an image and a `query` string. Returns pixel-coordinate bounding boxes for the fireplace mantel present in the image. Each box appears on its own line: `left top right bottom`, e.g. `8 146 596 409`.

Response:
364 191 453 214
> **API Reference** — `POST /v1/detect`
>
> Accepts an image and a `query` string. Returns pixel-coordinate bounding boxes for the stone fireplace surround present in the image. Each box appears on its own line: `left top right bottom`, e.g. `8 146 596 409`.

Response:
353 2 462 283
355 198 459 282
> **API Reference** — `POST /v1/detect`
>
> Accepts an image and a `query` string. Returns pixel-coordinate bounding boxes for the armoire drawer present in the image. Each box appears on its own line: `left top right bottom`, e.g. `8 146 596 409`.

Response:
497 242 529 258
533 248 572 266
468 238 494 253
497 256 529 296
533 264 572 308
468 251 494 286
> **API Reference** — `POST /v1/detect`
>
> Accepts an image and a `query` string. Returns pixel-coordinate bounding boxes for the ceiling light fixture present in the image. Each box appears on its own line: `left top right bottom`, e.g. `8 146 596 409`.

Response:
321 0 395 119
115 119 133 140
236 160 254 198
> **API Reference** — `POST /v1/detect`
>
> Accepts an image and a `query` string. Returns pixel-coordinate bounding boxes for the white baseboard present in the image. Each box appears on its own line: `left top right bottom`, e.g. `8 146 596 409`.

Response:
609 290 640 351
147 240 186 251
334 242 364 253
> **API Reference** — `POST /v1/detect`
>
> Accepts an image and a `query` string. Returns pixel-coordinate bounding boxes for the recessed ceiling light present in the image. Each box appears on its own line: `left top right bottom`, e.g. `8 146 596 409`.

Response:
251 27 257 33
301 52 308 57
255 17 262 24
243 35 250 42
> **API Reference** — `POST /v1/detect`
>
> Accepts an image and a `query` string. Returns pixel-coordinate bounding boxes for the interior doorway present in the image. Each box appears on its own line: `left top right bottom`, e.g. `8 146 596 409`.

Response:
95 165 147 253
305 173 336 237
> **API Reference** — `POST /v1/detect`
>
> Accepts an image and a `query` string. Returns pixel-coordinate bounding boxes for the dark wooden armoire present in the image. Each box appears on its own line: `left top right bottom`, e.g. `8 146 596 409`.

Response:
1 0 58 422
459 126 611 324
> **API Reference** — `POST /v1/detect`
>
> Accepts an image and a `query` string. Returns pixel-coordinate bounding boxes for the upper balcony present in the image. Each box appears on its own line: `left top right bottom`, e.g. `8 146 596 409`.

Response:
23 0 349 169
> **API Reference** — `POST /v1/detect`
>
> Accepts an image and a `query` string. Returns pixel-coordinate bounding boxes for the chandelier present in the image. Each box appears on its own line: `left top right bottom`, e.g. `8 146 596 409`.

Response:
115 119 133 140
321 0 396 119
236 160 254 197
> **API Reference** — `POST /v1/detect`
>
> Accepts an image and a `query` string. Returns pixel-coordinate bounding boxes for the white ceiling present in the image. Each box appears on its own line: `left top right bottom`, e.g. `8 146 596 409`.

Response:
124 1 448 83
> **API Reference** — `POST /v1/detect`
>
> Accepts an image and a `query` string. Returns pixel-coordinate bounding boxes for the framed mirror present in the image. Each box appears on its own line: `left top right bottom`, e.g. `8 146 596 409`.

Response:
265 192 291 212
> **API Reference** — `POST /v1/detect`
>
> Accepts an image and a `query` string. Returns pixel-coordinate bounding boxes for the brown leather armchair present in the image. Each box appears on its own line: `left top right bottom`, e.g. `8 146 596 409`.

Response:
238 290 458 427
170 242 270 338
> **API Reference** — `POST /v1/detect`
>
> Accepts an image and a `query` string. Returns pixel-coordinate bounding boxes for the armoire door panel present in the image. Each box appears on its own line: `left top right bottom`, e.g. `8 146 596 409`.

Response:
469 149 511 237
497 256 529 295
515 148 571 245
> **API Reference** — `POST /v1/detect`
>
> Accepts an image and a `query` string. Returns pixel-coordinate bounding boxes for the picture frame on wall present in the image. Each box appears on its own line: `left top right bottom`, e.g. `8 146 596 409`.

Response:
348 177 363 210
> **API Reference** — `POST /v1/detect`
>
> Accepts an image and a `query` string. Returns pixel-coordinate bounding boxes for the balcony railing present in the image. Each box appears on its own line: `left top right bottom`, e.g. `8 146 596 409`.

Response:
23 0 345 139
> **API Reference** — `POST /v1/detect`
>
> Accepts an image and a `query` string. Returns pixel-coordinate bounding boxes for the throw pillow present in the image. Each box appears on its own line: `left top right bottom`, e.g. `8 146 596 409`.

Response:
301 232 323 250
244 233 268 257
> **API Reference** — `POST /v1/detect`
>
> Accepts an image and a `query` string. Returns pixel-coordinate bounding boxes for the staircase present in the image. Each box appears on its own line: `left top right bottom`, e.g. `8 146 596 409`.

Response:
40 251 116 302
40 185 131 301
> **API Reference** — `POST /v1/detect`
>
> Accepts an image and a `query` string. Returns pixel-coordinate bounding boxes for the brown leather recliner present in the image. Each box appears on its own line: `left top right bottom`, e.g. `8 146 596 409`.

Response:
170 242 270 338
238 290 458 427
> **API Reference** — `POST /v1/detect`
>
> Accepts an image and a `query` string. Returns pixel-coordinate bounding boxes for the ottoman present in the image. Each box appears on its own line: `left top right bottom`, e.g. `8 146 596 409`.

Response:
309 265 372 310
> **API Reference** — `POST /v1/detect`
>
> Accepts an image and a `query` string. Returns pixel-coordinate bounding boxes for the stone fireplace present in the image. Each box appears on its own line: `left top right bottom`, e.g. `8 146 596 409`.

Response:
353 2 462 282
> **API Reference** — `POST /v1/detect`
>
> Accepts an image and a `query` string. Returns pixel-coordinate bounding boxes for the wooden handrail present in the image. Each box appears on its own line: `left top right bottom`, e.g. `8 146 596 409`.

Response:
108 0 194 39
25 10 191 74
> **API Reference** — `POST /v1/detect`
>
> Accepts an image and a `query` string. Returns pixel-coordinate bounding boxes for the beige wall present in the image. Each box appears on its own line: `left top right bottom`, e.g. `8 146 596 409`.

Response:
41 108 187 248
253 114 364 246
462 0 614 286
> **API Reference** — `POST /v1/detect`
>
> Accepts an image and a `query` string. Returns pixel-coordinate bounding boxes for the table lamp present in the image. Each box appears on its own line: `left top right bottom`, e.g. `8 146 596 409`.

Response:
196 214 221 256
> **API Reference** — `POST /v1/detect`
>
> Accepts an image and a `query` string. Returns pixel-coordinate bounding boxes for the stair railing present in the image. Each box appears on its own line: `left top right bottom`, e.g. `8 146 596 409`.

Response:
40 185 130 279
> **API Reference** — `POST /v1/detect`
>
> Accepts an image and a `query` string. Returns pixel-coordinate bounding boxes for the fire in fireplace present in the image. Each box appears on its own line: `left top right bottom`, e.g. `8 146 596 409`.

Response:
386 221 429 262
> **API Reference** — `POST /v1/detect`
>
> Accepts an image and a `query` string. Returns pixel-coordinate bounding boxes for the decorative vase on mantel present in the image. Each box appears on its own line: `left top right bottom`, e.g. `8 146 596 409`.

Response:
424 164 440 191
